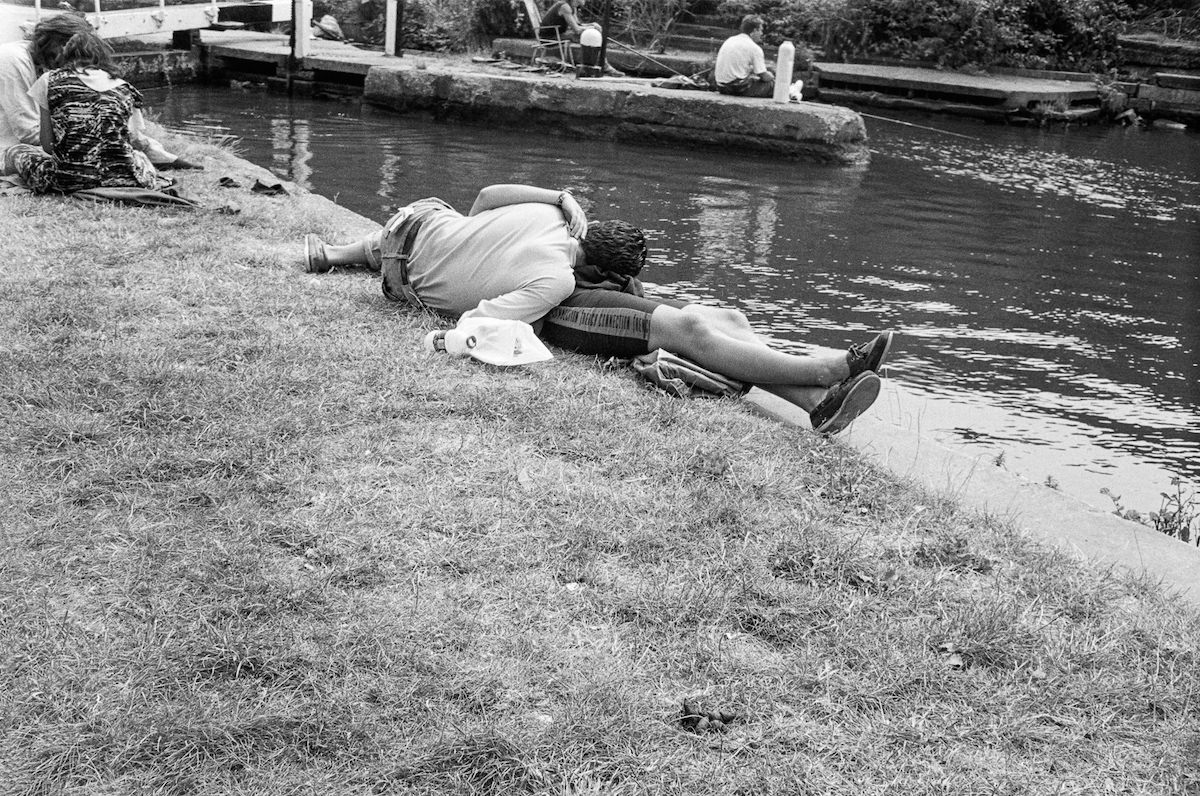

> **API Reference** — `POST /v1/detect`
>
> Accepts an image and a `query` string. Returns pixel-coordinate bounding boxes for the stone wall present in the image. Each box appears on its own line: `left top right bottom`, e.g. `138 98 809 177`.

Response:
363 63 869 164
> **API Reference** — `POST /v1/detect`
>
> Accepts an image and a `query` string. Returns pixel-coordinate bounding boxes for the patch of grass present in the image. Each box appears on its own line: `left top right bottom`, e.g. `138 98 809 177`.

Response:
1 128 1198 795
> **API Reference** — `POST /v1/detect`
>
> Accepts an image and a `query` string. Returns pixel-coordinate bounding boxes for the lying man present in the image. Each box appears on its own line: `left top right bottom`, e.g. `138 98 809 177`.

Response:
303 184 894 434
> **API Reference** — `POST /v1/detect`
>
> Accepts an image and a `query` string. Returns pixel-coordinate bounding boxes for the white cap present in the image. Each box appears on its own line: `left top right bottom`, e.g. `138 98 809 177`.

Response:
438 317 553 367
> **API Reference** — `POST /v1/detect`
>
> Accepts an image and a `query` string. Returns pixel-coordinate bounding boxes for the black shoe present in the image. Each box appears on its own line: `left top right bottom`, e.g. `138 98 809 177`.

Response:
809 372 881 435
847 330 894 378
304 234 331 273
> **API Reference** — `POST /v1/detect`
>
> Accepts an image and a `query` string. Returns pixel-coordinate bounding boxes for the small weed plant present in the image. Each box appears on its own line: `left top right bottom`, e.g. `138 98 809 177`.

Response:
1101 477 1199 545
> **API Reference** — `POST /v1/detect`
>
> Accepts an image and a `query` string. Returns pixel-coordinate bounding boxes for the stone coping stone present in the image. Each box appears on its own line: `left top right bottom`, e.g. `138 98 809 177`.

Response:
363 59 869 164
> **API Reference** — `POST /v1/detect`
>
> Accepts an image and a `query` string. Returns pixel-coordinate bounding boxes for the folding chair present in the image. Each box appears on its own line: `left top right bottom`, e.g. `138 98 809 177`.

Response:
521 0 574 69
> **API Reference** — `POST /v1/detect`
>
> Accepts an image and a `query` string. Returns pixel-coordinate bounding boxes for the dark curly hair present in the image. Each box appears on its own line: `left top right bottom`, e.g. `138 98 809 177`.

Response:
580 220 647 278
31 16 116 76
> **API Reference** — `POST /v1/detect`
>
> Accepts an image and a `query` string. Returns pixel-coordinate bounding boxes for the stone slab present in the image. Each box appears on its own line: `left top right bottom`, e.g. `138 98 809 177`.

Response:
1157 72 1200 91
362 60 869 164
814 62 1099 109
1120 34 1200 70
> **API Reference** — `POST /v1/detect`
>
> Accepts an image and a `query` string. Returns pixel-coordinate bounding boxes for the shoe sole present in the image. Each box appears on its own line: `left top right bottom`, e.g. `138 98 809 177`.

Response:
814 372 881 435
870 331 895 374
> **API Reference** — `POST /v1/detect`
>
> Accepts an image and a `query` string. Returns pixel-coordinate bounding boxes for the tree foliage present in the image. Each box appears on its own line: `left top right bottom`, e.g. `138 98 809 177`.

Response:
717 0 1136 71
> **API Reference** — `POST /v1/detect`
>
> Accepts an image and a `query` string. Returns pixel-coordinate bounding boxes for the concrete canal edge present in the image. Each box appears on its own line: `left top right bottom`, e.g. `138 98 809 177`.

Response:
359 60 870 165
750 386 1200 607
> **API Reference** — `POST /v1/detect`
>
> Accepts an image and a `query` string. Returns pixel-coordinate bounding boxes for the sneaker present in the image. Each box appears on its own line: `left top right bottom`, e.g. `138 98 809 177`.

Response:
304 233 331 273
602 65 627 77
846 330 894 378
809 371 881 435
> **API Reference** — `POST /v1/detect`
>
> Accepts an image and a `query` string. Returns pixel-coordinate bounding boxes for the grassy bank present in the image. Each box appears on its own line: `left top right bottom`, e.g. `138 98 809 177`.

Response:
2 133 1198 795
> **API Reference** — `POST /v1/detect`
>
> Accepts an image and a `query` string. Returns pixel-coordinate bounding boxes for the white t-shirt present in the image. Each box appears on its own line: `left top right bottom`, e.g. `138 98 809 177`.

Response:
0 40 38 172
407 202 578 324
714 33 767 84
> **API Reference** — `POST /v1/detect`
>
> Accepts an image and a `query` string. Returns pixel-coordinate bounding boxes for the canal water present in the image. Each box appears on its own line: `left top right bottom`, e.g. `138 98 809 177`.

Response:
148 85 1200 521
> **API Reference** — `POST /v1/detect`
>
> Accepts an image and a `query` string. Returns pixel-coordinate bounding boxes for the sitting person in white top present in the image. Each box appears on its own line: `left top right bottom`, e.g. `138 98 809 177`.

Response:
714 15 774 98
0 14 195 177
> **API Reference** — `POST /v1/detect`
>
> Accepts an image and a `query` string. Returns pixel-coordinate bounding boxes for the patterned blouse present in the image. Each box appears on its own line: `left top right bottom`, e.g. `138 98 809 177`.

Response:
41 68 155 192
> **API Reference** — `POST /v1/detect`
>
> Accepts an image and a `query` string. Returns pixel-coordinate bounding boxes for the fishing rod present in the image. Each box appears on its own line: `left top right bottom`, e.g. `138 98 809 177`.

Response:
857 111 982 141
605 37 687 77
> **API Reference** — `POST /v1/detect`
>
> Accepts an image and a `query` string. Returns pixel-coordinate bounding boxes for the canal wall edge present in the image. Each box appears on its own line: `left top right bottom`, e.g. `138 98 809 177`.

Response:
751 387 1200 607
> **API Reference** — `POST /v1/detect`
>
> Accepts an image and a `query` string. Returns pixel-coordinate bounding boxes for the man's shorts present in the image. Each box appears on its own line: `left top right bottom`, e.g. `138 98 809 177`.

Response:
361 197 454 270
540 288 686 359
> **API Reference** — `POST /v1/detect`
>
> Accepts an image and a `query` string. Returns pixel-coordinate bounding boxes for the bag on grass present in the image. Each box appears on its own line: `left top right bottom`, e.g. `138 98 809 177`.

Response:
631 349 749 399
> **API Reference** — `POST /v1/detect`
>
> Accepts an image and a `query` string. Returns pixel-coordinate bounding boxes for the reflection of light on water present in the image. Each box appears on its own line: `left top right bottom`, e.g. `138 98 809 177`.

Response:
898 141 1200 223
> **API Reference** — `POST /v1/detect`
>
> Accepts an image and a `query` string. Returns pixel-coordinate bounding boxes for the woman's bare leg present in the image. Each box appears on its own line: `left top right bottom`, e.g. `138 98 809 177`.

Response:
648 305 850 388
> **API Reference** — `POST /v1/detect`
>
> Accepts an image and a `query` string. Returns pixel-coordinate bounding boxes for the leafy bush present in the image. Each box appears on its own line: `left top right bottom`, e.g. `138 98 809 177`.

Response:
716 0 1136 71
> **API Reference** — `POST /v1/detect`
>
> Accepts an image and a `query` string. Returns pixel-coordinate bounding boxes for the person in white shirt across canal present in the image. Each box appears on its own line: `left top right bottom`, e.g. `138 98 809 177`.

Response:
303 183 896 434
714 15 775 98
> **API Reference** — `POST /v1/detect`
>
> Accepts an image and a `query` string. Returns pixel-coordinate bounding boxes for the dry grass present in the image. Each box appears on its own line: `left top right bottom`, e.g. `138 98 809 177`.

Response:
1 130 1198 795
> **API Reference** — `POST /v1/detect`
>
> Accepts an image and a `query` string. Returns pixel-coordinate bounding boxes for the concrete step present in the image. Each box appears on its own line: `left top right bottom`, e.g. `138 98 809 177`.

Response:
670 22 733 39
1157 72 1200 90
679 13 730 28
661 33 724 54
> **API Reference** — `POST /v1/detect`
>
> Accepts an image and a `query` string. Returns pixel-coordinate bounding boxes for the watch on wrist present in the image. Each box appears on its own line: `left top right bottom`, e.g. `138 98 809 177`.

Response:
557 190 572 207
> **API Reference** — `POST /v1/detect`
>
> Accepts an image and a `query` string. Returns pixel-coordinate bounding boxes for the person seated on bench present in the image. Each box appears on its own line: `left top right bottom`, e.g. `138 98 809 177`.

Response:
541 0 626 77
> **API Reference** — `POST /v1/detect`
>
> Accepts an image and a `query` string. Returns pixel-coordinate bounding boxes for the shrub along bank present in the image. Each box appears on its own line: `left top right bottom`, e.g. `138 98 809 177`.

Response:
315 0 1196 75
717 0 1158 72
1 132 1198 794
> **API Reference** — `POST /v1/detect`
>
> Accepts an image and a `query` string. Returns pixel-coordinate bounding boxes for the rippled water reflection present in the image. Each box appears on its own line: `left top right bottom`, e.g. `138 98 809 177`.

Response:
150 86 1199 516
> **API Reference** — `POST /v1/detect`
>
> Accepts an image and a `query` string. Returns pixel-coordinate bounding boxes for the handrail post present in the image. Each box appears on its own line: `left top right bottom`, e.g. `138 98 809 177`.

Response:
292 0 310 59
384 0 398 56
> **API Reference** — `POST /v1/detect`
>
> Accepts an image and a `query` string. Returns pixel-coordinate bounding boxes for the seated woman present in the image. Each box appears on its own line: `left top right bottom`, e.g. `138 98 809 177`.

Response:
540 0 626 77
5 23 162 193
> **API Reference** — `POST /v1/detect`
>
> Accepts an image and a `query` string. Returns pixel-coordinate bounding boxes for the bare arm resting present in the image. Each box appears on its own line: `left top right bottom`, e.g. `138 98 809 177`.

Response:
469 183 588 239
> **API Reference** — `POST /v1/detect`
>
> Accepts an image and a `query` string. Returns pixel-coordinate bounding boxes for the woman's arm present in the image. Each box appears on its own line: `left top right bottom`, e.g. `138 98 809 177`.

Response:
469 184 587 238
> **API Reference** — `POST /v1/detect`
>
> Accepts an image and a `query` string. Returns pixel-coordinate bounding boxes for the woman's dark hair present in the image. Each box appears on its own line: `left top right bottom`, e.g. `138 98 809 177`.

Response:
580 220 647 278
55 30 118 75
29 15 104 73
